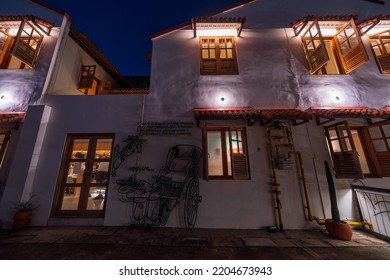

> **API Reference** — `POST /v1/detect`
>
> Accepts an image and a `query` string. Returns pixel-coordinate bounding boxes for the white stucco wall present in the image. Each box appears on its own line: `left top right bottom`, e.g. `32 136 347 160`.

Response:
0 0 67 112
50 35 119 95
2 0 390 230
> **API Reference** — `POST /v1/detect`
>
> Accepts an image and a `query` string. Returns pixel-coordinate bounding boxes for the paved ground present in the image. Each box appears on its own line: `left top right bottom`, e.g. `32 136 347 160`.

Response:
1 226 390 260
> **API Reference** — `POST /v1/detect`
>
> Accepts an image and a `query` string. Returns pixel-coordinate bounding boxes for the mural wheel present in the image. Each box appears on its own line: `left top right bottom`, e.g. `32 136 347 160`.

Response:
184 179 201 229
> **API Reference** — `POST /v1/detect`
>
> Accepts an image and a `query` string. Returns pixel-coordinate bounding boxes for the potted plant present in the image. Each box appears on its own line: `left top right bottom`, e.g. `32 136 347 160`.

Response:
324 161 353 241
12 199 34 230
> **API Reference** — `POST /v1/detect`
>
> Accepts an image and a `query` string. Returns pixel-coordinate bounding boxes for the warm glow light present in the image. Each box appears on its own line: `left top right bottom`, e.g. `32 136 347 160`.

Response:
197 29 237 37
0 90 17 110
316 85 355 107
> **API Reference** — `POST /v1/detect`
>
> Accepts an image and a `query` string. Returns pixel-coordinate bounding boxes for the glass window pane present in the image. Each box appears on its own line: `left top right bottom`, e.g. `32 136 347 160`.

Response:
226 133 232 176
384 41 390 53
373 139 387 152
330 139 341 152
202 49 209 58
382 124 390 137
91 162 109 183
231 131 237 140
219 39 225 48
207 131 223 176
337 31 347 44
87 186 105 210
345 25 354 38
369 127 382 139
348 34 358 49
67 162 85 183
210 49 216 59
220 49 226 59
71 139 89 159
61 187 81 210
201 39 208 48
328 129 337 140
340 138 352 151
237 131 242 141
95 139 112 159
372 45 381 56
227 49 233 58
226 39 233 48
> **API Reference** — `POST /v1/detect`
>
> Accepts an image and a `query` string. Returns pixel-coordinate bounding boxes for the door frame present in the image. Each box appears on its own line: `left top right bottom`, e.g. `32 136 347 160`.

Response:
52 133 114 217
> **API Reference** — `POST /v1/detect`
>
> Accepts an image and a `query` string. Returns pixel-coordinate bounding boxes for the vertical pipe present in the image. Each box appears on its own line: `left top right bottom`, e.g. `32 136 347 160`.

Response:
266 127 283 231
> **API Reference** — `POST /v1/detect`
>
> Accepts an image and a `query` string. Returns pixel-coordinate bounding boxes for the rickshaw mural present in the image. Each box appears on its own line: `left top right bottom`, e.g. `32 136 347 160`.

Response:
113 135 203 229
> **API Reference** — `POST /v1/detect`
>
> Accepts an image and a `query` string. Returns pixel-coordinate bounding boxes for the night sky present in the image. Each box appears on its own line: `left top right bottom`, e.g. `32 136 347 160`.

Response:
42 0 244 77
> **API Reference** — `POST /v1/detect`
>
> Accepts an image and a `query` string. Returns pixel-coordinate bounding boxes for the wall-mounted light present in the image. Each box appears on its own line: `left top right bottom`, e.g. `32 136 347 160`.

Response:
0 90 17 110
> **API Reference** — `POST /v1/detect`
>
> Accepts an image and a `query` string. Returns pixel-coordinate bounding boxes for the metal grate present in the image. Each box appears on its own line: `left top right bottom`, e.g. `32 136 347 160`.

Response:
352 184 390 238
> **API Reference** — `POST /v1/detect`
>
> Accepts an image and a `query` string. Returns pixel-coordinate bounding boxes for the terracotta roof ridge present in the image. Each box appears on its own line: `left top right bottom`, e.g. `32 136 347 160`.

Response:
0 14 53 27
291 14 357 28
110 88 149 94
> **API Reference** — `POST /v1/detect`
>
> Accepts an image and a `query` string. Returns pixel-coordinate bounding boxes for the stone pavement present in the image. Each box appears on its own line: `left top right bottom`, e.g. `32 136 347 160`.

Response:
1 226 390 260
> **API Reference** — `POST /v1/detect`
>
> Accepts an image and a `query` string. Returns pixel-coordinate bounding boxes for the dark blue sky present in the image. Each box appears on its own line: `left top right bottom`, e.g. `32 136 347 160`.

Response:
43 0 243 76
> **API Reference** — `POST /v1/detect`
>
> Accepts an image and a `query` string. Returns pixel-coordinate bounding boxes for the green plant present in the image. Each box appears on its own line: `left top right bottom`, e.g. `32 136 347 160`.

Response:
15 200 34 212
324 160 341 223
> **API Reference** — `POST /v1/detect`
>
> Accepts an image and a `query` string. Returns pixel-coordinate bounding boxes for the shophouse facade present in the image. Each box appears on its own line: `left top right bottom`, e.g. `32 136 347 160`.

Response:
1 0 390 235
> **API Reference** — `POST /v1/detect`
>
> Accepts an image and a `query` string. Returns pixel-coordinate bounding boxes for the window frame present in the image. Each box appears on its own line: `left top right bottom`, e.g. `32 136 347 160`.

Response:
324 121 363 178
203 127 250 180
368 29 390 74
199 36 238 75
52 134 114 217
0 19 43 69
301 19 368 75
325 120 390 178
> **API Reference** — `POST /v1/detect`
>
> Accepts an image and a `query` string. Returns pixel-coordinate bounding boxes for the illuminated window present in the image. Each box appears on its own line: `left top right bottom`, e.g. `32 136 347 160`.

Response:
54 134 114 216
325 121 390 178
78 65 99 95
301 19 368 74
204 127 249 179
0 19 43 69
200 36 238 75
368 30 390 74
78 65 113 95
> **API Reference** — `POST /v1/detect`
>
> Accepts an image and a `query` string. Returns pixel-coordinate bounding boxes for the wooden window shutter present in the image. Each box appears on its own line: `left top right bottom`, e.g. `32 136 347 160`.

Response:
333 19 368 74
11 19 43 67
369 30 390 74
229 128 250 180
200 37 217 74
232 154 250 180
367 122 390 177
377 54 390 73
301 20 329 74
78 65 96 89
324 121 363 179
0 30 13 67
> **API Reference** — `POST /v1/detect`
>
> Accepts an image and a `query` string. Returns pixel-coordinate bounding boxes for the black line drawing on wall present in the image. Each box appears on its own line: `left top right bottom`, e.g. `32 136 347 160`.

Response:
116 144 202 229
111 135 147 177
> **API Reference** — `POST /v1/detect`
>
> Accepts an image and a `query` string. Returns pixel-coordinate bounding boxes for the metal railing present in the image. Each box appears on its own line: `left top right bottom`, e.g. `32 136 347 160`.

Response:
352 183 390 239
